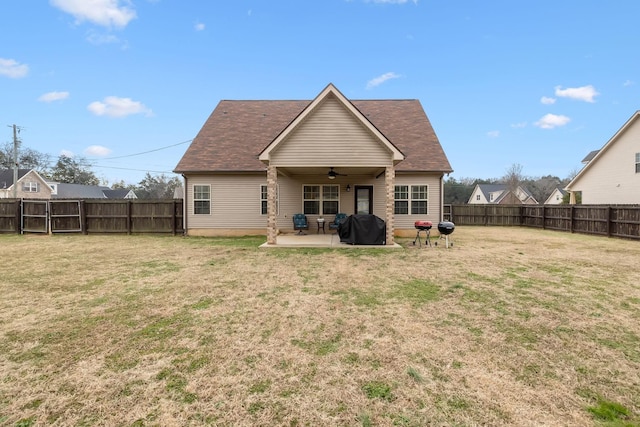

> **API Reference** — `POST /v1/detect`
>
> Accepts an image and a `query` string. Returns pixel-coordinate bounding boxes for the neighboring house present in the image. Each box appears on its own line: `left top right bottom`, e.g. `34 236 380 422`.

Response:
566 110 640 204
49 182 137 199
0 169 52 199
544 187 567 205
467 184 538 205
174 83 453 245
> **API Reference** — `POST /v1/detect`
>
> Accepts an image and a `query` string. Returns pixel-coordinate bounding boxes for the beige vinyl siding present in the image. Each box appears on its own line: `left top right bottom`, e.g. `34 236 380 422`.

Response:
570 120 640 204
186 175 268 229
269 95 393 167
393 174 442 229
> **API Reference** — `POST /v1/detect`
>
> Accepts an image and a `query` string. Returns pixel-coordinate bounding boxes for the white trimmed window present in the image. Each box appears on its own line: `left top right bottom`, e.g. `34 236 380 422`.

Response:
261 185 279 215
303 185 339 215
636 153 640 173
193 185 211 215
394 185 409 214
394 184 428 215
22 182 39 192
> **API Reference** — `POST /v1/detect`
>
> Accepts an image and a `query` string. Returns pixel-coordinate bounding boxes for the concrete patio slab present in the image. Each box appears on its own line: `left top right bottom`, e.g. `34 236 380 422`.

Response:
259 233 402 249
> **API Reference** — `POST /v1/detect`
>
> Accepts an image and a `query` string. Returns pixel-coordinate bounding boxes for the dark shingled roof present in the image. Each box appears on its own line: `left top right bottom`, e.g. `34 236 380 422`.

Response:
175 98 452 174
0 169 31 188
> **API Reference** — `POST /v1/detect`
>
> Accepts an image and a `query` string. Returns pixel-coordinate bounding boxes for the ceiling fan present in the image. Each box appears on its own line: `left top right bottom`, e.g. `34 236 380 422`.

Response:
327 167 347 180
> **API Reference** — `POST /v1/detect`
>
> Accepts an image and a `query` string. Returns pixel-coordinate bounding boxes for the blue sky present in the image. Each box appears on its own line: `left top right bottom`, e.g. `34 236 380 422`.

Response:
1 0 639 185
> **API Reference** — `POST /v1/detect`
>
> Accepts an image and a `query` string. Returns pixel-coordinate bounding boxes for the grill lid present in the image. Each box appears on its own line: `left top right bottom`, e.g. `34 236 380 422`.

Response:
414 220 432 229
437 221 455 235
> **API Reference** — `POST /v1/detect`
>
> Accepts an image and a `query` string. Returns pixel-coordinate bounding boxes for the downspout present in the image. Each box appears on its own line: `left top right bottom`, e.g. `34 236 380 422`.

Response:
440 174 444 222
182 175 188 235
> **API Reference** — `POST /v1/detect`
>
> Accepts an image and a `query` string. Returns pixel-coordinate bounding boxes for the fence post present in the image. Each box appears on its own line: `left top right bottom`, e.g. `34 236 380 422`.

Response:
569 205 574 233
80 200 88 235
172 200 177 236
127 200 132 235
541 205 546 229
606 206 612 237
15 199 21 234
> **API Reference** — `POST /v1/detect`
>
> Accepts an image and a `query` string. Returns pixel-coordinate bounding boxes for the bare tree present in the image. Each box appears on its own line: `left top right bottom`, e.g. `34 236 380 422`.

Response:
502 163 524 192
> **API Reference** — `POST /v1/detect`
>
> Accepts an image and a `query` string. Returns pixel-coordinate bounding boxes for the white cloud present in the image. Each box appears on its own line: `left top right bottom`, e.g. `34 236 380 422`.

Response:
554 85 599 103
366 72 401 89
0 58 29 78
540 96 556 105
60 149 75 157
511 122 527 129
194 22 205 31
50 0 137 28
487 130 500 138
38 91 70 102
623 80 635 87
87 96 153 118
535 113 570 129
84 145 112 156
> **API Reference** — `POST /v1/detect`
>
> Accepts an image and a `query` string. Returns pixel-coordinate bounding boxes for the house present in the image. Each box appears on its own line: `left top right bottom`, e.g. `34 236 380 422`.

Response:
543 187 567 205
0 169 52 199
565 111 640 204
49 182 137 199
467 183 538 205
174 83 453 245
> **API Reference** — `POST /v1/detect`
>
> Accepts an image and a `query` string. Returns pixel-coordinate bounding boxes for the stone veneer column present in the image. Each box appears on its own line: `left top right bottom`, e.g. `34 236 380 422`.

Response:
267 165 278 244
385 165 395 245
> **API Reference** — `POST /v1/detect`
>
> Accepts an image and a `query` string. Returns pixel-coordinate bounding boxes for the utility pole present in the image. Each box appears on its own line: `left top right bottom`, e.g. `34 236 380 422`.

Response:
12 124 20 199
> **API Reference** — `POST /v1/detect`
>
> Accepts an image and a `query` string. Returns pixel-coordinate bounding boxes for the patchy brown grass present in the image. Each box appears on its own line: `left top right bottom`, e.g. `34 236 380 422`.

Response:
1 227 639 426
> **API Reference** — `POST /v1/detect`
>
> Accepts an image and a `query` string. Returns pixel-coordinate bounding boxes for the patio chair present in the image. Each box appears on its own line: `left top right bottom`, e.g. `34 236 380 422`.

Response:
292 213 309 234
329 213 348 233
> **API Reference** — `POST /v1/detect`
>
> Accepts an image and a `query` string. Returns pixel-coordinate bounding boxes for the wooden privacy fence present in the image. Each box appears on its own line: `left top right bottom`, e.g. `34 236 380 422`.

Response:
446 204 640 240
0 199 183 235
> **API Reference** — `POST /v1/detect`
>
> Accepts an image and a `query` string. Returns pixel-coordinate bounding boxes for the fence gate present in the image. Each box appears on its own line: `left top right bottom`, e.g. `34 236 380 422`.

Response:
21 200 49 233
49 200 83 233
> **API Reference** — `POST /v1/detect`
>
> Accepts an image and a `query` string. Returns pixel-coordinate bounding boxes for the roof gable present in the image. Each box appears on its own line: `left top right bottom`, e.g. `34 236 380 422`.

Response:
258 83 404 163
567 110 640 190
0 169 35 188
174 84 452 174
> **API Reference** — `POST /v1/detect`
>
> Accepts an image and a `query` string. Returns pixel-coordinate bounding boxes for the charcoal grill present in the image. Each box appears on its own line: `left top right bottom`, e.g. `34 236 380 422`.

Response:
435 221 455 248
412 220 432 248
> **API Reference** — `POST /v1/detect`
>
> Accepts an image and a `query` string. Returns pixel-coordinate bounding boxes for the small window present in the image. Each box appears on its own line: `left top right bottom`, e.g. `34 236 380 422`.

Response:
261 185 279 215
636 153 640 173
322 185 339 215
303 185 320 215
394 185 409 214
411 185 428 215
476 194 481 201
193 185 211 215
22 182 39 192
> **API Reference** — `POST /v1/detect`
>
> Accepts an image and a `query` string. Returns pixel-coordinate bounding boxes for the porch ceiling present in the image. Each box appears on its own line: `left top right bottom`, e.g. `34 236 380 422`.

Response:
276 166 385 178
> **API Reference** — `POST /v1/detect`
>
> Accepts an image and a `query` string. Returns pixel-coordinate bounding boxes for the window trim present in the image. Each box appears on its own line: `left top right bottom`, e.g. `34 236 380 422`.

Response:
394 184 428 215
260 184 279 215
303 184 339 216
193 184 211 215
22 181 40 192
635 152 640 173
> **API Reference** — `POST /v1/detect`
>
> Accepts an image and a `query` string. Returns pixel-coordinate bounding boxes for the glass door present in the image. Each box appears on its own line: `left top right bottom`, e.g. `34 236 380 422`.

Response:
354 186 373 215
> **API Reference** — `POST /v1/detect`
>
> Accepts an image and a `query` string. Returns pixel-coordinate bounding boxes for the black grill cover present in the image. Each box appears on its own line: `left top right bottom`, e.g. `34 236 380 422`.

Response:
338 214 386 245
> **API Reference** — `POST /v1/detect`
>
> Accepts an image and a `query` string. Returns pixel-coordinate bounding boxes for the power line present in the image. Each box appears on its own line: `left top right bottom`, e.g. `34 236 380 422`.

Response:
90 139 192 160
